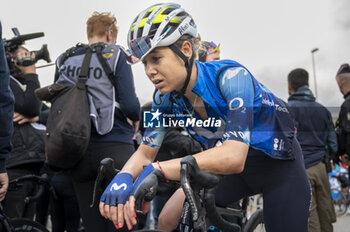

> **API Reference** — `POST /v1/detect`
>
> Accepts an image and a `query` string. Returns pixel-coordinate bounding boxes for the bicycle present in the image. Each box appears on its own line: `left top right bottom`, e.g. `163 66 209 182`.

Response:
329 170 350 217
176 155 264 232
8 174 57 219
0 203 50 232
93 157 265 232
0 174 54 232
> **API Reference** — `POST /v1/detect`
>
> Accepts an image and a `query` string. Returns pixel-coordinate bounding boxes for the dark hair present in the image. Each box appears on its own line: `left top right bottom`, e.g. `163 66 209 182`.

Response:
198 41 211 62
173 34 200 59
336 63 350 76
288 68 309 90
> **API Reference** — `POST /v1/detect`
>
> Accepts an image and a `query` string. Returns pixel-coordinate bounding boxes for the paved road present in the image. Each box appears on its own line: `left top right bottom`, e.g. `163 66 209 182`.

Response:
334 215 350 232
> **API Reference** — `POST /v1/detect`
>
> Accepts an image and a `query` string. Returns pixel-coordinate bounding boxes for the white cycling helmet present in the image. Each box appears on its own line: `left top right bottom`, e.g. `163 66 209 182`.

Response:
127 3 197 61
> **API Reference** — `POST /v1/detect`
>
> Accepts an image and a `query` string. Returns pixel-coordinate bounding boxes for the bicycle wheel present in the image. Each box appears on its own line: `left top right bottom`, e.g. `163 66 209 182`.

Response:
9 218 49 232
331 187 349 217
244 209 265 232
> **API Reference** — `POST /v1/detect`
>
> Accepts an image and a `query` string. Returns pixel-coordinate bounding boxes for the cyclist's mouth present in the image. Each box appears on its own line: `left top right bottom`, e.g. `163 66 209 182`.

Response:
153 79 164 89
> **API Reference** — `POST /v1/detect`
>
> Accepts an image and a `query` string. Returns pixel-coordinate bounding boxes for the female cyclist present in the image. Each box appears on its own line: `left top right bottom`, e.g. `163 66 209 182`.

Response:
99 3 311 232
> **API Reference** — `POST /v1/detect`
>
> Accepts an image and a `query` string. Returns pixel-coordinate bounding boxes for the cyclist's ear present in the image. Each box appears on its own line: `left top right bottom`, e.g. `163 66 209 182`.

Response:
180 41 193 59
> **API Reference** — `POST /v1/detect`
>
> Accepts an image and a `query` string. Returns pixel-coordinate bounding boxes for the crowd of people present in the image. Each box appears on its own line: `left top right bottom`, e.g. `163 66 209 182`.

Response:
0 2 350 232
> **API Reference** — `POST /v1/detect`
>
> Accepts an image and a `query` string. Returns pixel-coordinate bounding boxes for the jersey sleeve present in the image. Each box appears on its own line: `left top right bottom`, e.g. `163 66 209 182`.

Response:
218 66 255 145
141 92 171 149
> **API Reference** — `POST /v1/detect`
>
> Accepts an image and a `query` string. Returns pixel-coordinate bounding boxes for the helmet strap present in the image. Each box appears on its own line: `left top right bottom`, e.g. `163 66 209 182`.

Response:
169 44 194 99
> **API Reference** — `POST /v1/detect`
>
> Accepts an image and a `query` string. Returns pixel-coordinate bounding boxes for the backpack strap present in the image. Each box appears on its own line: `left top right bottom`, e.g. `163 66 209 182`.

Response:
90 43 121 108
59 43 88 67
93 44 117 88
76 47 93 89
59 43 118 89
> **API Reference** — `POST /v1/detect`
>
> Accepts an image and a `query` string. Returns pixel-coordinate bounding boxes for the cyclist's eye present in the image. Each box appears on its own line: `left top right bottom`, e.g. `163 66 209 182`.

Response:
152 56 161 63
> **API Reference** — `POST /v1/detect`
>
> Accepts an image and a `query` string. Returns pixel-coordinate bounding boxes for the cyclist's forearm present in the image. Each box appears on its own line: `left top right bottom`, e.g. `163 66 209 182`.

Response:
120 144 158 180
195 140 248 174
158 140 249 180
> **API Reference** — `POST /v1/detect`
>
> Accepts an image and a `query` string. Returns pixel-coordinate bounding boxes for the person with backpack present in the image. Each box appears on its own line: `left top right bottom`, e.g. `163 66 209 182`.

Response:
52 12 140 232
99 3 310 232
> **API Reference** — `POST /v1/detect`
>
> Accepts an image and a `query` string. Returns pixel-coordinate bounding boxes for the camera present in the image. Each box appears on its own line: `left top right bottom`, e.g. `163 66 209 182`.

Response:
3 27 51 75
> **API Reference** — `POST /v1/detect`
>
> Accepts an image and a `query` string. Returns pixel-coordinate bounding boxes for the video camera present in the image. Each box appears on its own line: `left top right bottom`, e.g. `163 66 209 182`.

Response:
3 27 51 75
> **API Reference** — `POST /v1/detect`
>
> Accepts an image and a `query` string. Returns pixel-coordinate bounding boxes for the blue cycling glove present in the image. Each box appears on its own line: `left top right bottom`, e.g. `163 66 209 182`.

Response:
131 164 155 195
131 163 166 203
100 172 133 205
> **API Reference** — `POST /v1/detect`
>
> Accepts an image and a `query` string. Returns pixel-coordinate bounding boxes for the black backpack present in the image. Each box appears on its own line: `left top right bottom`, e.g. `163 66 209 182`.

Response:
35 48 93 169
36 44 117 169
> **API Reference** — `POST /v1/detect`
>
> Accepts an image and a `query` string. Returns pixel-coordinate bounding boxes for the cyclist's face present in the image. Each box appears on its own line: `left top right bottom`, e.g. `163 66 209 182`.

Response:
142 47 187 94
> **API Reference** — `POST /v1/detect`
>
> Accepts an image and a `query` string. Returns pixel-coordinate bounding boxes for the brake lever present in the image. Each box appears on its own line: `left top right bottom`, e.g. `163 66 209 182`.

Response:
90 158 120 208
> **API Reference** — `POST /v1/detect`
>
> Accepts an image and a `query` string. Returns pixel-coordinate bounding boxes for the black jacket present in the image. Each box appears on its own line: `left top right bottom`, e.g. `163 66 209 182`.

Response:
6 74 47 168
336 91 350 157
0 23 14 172
287 86 338 169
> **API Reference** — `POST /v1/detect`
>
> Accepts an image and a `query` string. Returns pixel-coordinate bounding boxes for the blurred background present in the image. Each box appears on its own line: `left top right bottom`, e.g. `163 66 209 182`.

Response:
1 0 349 117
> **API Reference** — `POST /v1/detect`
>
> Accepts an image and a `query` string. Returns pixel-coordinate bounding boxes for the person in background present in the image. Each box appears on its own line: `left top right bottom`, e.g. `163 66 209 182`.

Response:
287 68 337 232
49 171 81 232
335 64 350 169
54 12 140 232
198 40 220 62
2 44 47 219
0 21 14 203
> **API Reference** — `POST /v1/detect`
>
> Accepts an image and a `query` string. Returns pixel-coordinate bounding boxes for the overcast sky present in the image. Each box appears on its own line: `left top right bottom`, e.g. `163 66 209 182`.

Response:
1 0 349 111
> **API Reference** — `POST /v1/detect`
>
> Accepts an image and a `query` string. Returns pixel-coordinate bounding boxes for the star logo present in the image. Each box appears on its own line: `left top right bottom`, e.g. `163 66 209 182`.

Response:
150 109 162 121
143 109 162 128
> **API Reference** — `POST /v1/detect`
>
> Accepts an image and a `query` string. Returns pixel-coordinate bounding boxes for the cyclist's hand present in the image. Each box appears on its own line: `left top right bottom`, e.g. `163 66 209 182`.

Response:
125 163 163 229
0 172 9 202
124 195 151 230
99 172 133 229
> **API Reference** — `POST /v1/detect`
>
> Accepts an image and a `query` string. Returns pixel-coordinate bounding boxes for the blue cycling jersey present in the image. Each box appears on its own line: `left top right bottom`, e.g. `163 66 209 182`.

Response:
142 59 295 160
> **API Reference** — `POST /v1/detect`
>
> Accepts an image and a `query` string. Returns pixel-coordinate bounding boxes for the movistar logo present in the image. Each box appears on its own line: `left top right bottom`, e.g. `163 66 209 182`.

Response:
110 183 127 191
